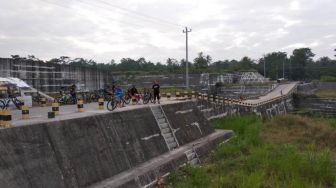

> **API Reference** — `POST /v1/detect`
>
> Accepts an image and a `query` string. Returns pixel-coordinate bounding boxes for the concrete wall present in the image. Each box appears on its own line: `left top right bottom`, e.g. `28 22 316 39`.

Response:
0 102 215 188
0 58 113 93
297 82 336 93
162 102 214 145
294 96 336 117
195 95 295 120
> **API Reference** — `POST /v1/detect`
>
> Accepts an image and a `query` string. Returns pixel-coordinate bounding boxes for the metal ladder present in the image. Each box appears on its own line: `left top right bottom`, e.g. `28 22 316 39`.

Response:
184 144 201 166
150 105 179 151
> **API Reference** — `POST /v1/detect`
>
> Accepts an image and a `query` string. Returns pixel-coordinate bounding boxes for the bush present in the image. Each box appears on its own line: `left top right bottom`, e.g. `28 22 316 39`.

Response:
320 75 336 82
169 115 336 188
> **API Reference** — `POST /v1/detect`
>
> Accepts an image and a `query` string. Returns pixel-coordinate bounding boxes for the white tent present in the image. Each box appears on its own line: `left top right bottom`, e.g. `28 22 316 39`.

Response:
0 77 30 88
0 77 53 107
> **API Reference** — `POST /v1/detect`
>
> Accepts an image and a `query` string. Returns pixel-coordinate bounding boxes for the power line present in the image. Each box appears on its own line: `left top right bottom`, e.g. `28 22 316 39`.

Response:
90 0 183 28
43 0 183 32
41 0 150 29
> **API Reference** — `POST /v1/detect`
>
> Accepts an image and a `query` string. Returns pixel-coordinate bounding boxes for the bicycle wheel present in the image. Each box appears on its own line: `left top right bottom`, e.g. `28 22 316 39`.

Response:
58 97 65 105
70 97 77 105
124 95 131 104
142 95 149 104
12 98 24 110
106 99 117 111
0 100 5 110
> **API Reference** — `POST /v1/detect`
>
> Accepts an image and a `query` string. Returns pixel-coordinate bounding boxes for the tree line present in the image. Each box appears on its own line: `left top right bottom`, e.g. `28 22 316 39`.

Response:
10 47 336 81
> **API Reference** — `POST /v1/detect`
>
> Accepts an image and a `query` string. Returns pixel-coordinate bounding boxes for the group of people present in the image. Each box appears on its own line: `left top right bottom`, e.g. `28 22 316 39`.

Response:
61 80 161 107
114 80 161 107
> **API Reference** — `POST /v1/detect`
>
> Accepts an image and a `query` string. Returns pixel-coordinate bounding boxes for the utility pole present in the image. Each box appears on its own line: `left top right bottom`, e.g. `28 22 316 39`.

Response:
282 58 285 79
264 59 266 78
183 27 192 89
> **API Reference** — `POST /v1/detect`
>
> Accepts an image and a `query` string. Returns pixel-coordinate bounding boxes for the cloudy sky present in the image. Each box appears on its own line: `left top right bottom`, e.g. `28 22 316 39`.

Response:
0 0 335 63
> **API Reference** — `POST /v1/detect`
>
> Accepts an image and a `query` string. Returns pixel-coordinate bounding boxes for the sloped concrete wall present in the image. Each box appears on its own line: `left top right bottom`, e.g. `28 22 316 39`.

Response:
0 102 215 188
162 101 214 146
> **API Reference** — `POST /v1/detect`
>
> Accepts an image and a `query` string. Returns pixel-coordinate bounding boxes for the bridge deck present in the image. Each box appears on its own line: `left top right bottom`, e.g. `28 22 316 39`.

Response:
244 82 298 104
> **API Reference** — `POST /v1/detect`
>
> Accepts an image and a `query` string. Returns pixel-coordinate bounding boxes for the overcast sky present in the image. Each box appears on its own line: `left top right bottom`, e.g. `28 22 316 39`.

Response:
0 0 335 63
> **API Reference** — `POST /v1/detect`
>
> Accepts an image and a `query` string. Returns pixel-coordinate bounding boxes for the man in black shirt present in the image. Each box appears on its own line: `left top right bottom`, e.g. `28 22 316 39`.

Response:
69 84 77 103
152 80 160 104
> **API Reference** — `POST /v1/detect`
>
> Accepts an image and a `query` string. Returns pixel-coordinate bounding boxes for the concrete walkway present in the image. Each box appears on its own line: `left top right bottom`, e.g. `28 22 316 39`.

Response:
9 98 184 127
244 82 298 104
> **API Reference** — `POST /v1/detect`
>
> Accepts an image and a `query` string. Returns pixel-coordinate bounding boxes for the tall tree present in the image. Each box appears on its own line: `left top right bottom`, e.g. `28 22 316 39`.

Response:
194 52 211 69
290 48 315 80
259 52 287 80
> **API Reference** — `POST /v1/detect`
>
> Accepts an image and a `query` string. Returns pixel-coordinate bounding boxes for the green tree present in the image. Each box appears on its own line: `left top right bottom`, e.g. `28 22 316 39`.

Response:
238 56 255 71
259 52 287 80
289 48 315 80
194 52 211 69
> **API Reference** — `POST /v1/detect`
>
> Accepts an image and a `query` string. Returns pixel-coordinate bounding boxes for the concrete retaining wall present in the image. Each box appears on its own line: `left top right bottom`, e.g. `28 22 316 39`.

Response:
195 96 295 120
0 102 215 188
295 97 336 109
297 82 336 93
294 97 336 117
162 102 214 146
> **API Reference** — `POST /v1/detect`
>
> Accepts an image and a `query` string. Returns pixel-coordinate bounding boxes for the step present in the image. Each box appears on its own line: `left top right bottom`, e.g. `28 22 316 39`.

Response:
186 152 196 160
161 128 170 134
196 105 204 109
151 108 161 112
163 133 173 139
166 137 175 143
157 118 166 124
153 110 162 114
189 158 199 166
184 149 193 156
168 142 177 150
159 123 168 129
155 113 164 119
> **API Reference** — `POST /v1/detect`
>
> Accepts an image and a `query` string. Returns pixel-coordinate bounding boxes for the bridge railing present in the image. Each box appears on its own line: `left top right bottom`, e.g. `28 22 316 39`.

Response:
191 82 298 108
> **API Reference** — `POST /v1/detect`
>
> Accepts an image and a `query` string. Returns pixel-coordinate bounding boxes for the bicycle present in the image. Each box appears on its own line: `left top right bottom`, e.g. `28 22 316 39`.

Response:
0 97 24 110
142 90 154 104
123 91 131 104
58 93 77 105
32 92 43 104
106 95 130 111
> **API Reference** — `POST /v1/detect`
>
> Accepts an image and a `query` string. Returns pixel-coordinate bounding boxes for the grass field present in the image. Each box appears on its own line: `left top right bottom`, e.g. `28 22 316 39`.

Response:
168 115 336 188
315 89 336 98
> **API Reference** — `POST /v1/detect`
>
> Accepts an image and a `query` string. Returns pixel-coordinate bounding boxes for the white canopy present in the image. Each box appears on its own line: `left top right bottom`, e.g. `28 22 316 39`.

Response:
0 77 30 88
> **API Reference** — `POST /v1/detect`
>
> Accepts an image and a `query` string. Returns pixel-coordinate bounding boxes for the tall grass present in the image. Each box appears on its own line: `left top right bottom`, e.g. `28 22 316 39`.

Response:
315 89 336 98
168 115 336 188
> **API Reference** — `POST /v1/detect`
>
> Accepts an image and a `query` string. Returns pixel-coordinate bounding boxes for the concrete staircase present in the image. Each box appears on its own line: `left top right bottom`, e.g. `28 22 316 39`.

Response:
150 105 179 151
184 147 201 166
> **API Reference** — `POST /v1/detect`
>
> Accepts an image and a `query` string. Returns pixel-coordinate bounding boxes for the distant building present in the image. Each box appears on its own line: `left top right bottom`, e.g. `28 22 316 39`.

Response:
0 58 114 93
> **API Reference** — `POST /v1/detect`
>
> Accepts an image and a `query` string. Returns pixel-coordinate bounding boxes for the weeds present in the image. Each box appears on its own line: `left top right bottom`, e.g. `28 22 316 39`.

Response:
315 89 336 98
168 115 336 188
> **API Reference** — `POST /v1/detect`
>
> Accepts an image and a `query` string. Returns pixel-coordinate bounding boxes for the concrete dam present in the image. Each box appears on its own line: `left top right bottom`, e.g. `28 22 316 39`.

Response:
0 101 233 188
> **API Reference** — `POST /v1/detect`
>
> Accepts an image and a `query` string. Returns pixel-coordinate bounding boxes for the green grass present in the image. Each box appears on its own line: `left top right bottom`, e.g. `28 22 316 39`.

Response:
168 115 336 188
320 76 336 82
160 87 193 94
315 89 336 98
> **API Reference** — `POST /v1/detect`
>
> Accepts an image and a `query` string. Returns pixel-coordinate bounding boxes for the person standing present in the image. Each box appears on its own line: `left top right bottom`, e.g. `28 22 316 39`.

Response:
114 84 125 107
152 80 160 104
69 84 77 104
